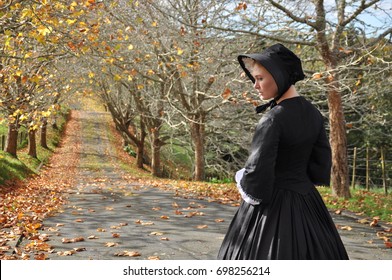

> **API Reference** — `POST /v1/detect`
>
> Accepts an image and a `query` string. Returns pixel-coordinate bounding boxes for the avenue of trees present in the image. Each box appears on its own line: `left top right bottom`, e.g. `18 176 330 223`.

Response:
1 0 391 198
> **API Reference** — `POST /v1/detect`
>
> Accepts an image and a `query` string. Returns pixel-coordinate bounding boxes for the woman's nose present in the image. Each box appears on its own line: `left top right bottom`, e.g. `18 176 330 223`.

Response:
253 81 259 89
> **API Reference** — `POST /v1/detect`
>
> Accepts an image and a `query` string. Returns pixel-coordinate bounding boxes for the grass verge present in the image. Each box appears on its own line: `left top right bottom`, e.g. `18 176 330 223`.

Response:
318 186 392 224
0 110 69 185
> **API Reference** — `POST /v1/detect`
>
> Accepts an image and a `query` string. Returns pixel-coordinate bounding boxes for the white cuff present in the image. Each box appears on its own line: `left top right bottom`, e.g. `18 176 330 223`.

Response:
235 168 261 205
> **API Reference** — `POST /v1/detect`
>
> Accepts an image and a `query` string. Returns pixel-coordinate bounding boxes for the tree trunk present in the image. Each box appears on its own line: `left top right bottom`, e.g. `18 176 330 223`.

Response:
327 87 351 198
151 128 162 177
5 122 18 157
136 141 144 168
40 119 48 149
28 129 37 158
191 121 205 181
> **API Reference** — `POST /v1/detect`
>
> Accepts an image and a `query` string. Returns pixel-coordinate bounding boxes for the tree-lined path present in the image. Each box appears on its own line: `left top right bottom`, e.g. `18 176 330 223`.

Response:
14 109 392 260
34 110 233 260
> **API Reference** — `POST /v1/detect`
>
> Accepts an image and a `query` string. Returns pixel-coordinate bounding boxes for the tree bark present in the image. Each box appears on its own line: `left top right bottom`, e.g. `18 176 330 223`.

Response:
191 120 205 181
151 128 162 177
28 129 37 158
327 85 351 198
5 122 18 157
40 119 48 149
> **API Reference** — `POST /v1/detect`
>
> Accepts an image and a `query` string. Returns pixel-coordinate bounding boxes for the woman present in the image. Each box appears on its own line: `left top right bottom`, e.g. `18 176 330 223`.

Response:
217 43 349 260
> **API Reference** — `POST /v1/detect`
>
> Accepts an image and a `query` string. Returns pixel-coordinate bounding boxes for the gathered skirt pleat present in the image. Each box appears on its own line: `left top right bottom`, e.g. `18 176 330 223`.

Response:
217 187 349 260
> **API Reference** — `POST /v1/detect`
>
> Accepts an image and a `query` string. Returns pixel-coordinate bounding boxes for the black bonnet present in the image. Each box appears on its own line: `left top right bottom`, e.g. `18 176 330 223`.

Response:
238 43 305 100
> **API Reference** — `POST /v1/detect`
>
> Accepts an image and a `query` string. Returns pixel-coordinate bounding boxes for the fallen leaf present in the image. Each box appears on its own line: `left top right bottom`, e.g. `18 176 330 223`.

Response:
119 223 128 227
150 232 164 236
105 207 114 211
196 225 208 229
160 215 170 220
61 238 72 243
370 219 379 227
174 210 183 215
105 242 118 247
385 242 392 248
340 226 353 231
34 253 48 260
161 237 169 241
56 223 65 227
75 219 84 223
112 233 120 238
72 237 85 242
97 228 106 232
57 250 75 256
87 235 99 239
152 207 161 211
115 251 141 257
0 246 11 251
215 219 224 223
136 220 155 226
73 247 86 252
61 237 84 243
148 256 160 260
172 202 180 208
335 210 342 215
357 219 369 224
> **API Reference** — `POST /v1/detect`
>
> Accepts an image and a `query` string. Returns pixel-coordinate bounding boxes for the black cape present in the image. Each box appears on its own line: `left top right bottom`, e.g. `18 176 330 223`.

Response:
218 96 349 260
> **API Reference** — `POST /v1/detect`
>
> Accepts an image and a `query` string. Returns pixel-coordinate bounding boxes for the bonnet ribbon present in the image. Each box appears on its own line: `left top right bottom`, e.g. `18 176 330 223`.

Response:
255 99 277 114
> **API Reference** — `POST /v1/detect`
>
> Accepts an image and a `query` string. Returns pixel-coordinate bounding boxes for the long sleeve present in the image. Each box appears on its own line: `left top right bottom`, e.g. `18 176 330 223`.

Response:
238 116 280 205
307 123 332 186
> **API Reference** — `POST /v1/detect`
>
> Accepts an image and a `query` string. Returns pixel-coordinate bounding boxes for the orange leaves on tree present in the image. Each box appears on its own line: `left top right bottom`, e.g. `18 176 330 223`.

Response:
235 2 248 11
221 88 231 100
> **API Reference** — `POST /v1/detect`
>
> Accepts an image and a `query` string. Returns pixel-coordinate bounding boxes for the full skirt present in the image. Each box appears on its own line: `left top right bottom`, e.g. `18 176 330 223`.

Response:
217 187 349 260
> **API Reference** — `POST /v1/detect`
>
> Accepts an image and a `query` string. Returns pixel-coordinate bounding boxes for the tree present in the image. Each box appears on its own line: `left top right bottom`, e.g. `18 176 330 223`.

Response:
204 0 392 197
0 0 93 158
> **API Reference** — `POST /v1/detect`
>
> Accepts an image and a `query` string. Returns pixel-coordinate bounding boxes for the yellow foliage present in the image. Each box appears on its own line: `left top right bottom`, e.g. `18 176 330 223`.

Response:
37 25 52 36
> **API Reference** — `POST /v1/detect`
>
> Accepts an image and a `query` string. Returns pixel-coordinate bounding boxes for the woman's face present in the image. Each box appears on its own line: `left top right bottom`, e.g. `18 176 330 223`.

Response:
251 63 278 100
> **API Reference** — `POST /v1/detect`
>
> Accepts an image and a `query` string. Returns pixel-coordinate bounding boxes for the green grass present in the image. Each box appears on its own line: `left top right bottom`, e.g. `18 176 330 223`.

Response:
0 110 69 185
317 186 392 223
0 151 33 183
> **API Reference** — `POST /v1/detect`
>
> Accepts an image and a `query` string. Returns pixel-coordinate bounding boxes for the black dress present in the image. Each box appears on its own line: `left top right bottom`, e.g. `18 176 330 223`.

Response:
218 96 349 260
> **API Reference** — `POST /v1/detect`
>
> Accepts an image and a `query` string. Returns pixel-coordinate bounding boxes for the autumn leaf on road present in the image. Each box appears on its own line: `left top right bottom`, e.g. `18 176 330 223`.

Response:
105 242 118 247
57 250 75 256
341 226 353 231
61 237 85 243
88 235 99 239
35 253 48 260
135 220 155 226
196 225 208 229
150 232 164 236
114 251 141 257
